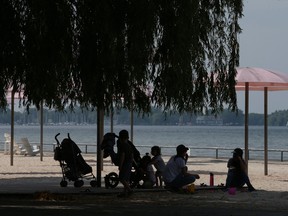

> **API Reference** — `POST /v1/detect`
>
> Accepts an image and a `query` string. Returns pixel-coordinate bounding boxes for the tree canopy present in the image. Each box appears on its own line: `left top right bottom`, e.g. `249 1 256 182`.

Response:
0 0 243 115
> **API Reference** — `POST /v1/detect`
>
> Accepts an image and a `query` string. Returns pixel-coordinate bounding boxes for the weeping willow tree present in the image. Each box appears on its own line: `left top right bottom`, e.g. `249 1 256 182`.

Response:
152 1 242 115
1 0 243 115
75 1 157 114
21 0 76 110
1 0 243 186
0 0 76 110
75 0 243 115
0 0 24 107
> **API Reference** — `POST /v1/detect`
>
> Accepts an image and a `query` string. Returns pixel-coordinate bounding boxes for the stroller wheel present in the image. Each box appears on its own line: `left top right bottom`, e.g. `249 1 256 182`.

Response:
74 180 84 187
105 172 119 188
90 180 97 187
60 180 68 187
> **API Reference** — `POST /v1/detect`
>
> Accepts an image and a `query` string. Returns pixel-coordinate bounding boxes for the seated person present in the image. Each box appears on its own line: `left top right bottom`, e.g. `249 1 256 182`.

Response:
147 146 166 187
163 144 200 191
225 148 256 192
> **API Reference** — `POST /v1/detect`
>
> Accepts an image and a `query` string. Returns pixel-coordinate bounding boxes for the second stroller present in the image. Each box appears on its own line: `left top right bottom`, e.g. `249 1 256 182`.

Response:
101 132 152 189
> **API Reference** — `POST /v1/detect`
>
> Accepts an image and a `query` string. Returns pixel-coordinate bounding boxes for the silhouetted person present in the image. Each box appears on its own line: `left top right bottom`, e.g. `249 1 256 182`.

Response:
225 148 256 192
163 144 200 191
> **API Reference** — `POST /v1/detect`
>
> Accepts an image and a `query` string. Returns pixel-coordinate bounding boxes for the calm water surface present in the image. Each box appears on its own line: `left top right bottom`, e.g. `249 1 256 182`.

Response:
1 125 287 160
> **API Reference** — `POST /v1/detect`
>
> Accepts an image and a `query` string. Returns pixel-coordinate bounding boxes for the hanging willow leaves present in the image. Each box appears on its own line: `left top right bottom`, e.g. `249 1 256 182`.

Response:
0 0 243 115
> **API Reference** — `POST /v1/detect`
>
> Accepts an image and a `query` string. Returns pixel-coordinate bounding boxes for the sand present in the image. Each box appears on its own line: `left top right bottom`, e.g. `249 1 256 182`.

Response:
1 153 286 190
0 152 288 212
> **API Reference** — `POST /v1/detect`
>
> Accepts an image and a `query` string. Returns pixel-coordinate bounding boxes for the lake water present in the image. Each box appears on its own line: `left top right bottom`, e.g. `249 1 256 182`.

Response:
1 125 288 160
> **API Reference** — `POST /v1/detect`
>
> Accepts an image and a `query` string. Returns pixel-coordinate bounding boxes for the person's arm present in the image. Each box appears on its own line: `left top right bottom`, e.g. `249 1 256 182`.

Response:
149 157 155 165
184 153 189 163
118 152 125 170
149 156 158 166
227 158 232 168
238 157 248 174
181 166 200 179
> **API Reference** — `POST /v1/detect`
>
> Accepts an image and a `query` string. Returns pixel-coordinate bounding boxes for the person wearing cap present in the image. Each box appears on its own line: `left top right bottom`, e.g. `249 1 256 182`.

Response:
117 129 134 197
225 148 256 192
163 144 200 191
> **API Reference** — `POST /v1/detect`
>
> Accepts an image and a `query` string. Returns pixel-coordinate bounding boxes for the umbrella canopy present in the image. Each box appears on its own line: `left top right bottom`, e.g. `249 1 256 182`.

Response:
235 67 288 175
236 67 288 87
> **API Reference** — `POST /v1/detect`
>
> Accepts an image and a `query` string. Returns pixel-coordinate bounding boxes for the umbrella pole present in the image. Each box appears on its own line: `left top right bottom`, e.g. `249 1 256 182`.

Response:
244 82 249 172
130 109 134 143
110 105 114 133
10 91 15 166
264 88 268 175
40 101 44 161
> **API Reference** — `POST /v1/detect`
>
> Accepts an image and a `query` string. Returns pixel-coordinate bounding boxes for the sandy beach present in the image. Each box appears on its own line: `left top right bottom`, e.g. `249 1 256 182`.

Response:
1 153 287 190
0 152 288 214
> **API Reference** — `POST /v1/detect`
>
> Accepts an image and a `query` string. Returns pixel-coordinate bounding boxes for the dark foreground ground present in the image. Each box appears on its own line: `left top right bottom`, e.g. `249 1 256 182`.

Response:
1 189 287 216
0 155 287 216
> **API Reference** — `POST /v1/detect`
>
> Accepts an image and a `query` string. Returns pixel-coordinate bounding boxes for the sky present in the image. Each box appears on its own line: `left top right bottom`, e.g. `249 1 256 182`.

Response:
237 0 288 113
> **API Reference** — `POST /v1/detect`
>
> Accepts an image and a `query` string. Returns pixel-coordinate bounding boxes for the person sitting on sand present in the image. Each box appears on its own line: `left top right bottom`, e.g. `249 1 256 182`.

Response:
163 144 200 191
225 148 256 192
146 146 166 187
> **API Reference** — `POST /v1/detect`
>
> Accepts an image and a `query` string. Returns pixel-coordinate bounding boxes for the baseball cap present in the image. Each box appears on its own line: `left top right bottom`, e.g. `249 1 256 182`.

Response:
232 148 243 157
176 144 189 153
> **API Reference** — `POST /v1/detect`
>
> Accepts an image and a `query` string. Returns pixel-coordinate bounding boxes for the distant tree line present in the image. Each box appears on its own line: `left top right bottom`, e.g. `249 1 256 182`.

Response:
1 107 288 126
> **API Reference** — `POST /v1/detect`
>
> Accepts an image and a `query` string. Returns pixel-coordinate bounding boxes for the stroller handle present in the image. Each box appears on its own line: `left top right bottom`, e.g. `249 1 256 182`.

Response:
55 133 60 145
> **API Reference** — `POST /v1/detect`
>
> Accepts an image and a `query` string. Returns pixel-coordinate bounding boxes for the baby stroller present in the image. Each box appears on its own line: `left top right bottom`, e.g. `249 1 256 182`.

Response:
101 132 152 189
54 133 97 187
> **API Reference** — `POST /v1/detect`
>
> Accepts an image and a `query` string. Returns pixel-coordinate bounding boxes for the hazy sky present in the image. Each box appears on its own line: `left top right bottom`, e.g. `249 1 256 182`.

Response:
237 0 288 113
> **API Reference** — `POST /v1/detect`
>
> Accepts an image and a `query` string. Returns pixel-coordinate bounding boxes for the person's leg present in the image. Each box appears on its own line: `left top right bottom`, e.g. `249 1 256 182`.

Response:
225 171 233 188
226 171 245 188
147 164 156 185
229 172 255 191
241 173 256 191
118 162 133 197
155 171 163 187
119 179 131 192
170 174 196 189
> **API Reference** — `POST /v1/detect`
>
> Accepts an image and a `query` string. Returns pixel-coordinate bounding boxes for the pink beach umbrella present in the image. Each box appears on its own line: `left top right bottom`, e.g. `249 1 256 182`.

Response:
235 67 288 175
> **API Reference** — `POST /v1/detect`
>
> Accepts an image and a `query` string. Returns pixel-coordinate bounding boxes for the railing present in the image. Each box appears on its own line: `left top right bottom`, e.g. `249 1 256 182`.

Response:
49 143 288 162
134 145 288 162
1 141 288 162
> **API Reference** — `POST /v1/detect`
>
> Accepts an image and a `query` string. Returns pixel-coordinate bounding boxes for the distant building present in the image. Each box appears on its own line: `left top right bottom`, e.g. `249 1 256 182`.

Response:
196 116 223 126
